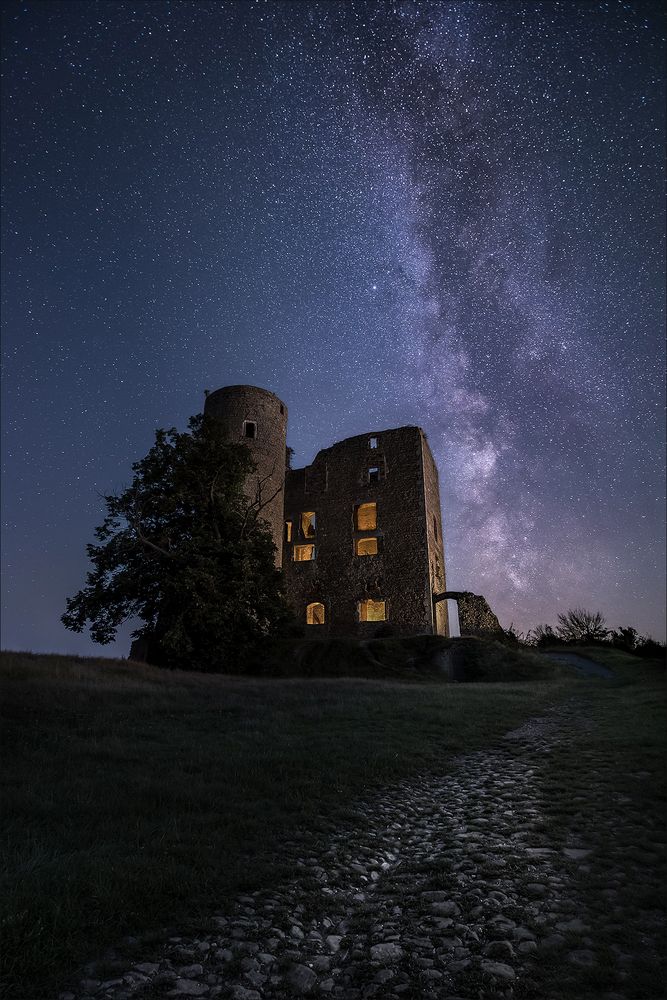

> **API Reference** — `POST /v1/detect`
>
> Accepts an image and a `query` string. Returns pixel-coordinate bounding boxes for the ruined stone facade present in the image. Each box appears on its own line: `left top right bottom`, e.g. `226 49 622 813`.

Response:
434 591 504 640
205 385 448 638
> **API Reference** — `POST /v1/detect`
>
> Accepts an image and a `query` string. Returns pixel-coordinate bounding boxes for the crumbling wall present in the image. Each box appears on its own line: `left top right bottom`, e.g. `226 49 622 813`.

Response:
437 590 504 639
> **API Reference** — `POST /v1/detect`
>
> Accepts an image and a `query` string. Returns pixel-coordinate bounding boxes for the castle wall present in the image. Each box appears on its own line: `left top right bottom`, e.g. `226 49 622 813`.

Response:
421 436 449 636
203 385 287 565
283 427 442 637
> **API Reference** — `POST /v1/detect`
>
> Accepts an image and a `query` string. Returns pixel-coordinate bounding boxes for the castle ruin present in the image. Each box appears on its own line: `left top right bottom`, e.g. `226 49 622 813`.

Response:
204 384 449 638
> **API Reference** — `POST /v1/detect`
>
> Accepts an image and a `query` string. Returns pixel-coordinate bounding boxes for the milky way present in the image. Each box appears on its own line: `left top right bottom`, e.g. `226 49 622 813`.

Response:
2 1 665 653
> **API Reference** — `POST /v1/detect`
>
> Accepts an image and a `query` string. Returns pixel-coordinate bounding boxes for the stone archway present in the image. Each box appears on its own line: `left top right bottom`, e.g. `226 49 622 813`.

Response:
433 590 504 639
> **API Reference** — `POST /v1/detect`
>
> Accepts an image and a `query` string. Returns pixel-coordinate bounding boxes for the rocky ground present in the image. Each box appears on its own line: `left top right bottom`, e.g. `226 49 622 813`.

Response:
60 699 665 1000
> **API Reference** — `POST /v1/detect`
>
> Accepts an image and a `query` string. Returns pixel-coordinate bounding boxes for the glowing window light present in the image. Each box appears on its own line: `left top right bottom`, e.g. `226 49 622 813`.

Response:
355 502 377 531
306 602 325 625
293 544 315 561
356 537 378 556
359 599 386 622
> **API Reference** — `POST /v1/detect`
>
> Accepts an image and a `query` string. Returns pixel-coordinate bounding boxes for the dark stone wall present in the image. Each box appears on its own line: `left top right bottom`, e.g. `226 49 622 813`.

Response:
204 385 287 565
435 590 504 638
283 426 447 638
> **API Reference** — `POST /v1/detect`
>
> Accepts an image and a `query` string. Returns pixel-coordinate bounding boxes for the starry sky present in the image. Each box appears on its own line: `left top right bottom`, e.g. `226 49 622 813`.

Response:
2 0 665 655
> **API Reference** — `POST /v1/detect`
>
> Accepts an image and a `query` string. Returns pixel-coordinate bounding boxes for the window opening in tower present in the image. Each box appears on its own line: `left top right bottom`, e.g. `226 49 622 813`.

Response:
306 602 325 625
359 599 386 621
293 544 315 561
355 502 377 531
301 511 316 537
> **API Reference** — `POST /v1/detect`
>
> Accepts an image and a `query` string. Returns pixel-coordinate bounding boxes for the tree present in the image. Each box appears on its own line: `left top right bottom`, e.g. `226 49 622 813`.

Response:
62 413 291 671
555 607 609 644
610 626 638 652
526 623 563 648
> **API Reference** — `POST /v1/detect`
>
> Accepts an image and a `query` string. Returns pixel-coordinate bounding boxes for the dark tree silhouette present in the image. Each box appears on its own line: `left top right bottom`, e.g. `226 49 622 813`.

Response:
556 607 609 644
62 413 291 670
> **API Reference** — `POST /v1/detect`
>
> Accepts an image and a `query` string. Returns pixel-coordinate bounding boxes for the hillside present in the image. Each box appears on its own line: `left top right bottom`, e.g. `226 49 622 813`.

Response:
1 645 664 999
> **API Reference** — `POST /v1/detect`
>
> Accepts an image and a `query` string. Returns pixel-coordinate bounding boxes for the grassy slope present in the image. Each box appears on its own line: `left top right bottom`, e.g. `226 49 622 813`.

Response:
536 647 666 999
1 645 567 998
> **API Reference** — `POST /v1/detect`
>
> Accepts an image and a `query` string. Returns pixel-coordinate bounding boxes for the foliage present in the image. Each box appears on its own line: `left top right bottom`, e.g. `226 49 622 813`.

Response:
501 622 526 647
526 624 564 648
555 607 609 644
610 625 639 652
634 637 667 660
62 413 291 670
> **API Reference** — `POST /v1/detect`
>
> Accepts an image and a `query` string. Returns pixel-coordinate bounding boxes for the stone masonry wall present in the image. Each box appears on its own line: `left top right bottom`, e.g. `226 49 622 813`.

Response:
204 385 287 566
435 591 504 639
283 427 438 637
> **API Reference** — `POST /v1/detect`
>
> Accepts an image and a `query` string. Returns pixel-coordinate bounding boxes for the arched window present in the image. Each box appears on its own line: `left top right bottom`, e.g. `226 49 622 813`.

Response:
306 602 325 625
359 599 386 622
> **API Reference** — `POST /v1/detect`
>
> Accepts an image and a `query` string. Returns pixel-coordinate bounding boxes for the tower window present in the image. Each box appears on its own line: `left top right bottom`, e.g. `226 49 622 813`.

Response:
285 521 292 542
359 599 386 622
433 516 438 541
306 602 325 625
243 420 257 439
355 502 377 531
301 511 316 538
356 537 378 557
293 544 315 561
368 466 380 483
369 436 378 449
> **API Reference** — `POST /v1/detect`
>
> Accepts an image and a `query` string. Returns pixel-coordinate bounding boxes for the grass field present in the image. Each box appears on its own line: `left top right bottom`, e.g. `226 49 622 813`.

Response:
0 643 663 998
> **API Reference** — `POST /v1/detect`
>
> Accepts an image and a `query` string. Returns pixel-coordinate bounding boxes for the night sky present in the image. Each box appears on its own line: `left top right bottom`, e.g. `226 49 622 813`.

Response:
2 1 665 655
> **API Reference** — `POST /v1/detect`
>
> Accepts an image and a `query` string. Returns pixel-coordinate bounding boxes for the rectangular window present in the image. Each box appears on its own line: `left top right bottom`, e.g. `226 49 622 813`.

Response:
369 436 378 449
355 502 377 531
293 544 315 561
285 521 292 542
356 537 378 557
368 466 380 483
359 599 386 622
433 515 438 542
301 511 316 538
243 420 257 439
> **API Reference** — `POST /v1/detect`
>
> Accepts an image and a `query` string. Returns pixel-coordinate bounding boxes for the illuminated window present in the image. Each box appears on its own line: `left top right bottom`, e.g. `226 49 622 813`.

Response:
285 521 292 542
301 511 316 538
355 502 377 531
368 466 380 483
356 537 378 556
306 602 325 625
243 420 257 439
293 544 315 561
369 436 378 449
359 599 386 622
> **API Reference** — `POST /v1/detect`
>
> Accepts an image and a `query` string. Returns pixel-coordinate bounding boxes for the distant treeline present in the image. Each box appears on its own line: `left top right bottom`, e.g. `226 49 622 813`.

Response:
503 608 665 659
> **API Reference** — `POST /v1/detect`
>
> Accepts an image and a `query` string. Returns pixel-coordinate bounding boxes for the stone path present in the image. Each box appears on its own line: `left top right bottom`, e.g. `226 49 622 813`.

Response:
62 700 665 1000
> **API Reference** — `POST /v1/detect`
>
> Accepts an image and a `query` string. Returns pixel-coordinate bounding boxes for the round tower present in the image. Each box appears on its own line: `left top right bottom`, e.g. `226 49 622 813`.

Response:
204 385 288 565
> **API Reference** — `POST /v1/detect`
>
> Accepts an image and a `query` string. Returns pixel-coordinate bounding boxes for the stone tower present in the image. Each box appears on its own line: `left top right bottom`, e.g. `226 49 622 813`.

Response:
203 385 288 566
283 426 448 637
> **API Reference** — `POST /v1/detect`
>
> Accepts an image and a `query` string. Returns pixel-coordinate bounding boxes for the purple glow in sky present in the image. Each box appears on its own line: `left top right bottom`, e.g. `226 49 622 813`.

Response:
2 1 665 653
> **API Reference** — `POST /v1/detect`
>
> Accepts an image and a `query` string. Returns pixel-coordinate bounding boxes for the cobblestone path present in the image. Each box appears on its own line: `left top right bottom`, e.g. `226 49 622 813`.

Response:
64 700 665 1000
